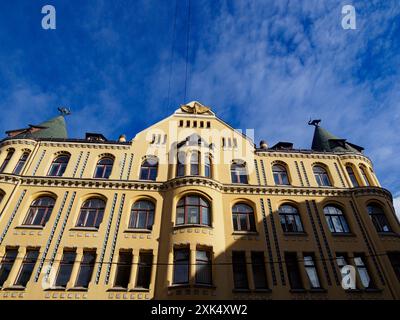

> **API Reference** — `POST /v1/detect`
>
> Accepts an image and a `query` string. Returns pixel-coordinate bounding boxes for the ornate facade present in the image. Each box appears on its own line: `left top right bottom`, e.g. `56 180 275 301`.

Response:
0 101 399 300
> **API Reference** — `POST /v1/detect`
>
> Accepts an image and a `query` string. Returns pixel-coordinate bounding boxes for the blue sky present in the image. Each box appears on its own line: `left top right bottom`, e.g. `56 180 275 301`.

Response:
0 1 399 214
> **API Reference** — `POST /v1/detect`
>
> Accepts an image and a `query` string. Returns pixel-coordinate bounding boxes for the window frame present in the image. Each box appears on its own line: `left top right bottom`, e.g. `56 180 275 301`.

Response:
278 204 304 233
76 198 106 229
23 196 55 227
346 165 359 187
231 162 248 184
0 150 14 173
129 200 155 230
14 249 39 287
195 250 212 285
54 250 77 288
272 164 290 185
47 154 70 177
175 195 211 227
75 251 96 288
114 250 133 289
313 165 332 187
173 248 190 285
139 159 158 181
93 157 114 179
232 203 256 232
367 203 391 233
323 205 350 234
13 152 30 175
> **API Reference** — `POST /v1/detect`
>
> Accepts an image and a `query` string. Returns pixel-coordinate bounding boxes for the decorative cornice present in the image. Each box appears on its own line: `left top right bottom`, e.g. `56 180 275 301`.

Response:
0 173 392 200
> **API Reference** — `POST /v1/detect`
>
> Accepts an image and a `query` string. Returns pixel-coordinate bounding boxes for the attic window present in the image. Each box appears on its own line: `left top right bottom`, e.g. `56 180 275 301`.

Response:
206 122 211 128
186 120 190 127
200 121 204 128
193 121 197 128
179 120 183 127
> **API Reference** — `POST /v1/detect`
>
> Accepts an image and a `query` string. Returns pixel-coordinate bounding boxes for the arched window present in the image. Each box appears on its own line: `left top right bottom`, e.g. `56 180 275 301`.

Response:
272 164 290 185
129 200 155 230
346 166 359 187
94 157 114 179
367 203 391 233
0 149 14 173
190 152 200 176
279 205 304 233
139 158 158 181
176 195 210 226
232 203 256 232
76 198 105 228
231 162 248 184
323 206 350 233
176 152 185 177
359 166 371 186
48 155 70 177
204 155 212 178
13 152 30 175
313 165 331 187
23 196 55 226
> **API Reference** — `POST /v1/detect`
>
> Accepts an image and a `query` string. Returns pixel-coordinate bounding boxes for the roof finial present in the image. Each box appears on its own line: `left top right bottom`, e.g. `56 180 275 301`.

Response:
308 118 321 127
58 107 71 116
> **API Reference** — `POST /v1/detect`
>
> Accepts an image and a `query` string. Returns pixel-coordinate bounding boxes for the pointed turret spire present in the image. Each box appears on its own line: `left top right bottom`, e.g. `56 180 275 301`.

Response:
309 120 363 153
5 108 69 139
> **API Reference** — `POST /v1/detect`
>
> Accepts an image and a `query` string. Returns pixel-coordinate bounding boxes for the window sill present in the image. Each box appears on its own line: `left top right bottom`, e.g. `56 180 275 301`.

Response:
15 225 44 230
3 285 26 291
283 232 308 236
173 224 213 230
232 288 251 293
168 284 191 289
289 288 306 293
107 287 128 292
331 232 356 237
308 288 327 293
129 287 150 292
67 287 88 292
124 229 152 234
232 231 258 236
70 227 99 232
377 232 398 237
193 283 215 289
44 286 67 291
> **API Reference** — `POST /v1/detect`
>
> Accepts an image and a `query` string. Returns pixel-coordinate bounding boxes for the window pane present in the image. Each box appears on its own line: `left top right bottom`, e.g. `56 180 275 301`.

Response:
76 252 96 288
232 252 248 289
136 253 153 288
176 207 185 225
15 250 39 287
114 251 132 288
251 252 268 289
196 251 212 285
0 249 18 287
173 249 189 284
285 252 303 289
55 251 76 287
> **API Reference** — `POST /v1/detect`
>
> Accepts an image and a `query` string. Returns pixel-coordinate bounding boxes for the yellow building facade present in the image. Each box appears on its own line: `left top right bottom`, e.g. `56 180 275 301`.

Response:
0 101 399 300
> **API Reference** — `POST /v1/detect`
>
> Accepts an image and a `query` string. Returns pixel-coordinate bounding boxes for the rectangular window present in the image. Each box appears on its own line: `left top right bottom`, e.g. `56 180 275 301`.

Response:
388 252 400 282
354 255 373 288
14 249 39 287
285 252 303 289
251 252 268 289
114 251 132 288
186 120 190 127
75 251 96 288
200 121 204 128
233 138 238 148
179 120 183 127
173 248 189 284
232 251 248 289
136 252 153 289
303 254 321 288
196 250 212 285
55 250 76 287
206 121 210 128
193 121 197 127
0 248 18 287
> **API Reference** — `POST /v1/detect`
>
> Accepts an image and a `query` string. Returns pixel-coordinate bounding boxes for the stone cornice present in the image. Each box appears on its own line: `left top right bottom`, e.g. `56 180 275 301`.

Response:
256 151 372 166
0 138 131 151
0 173 392 200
